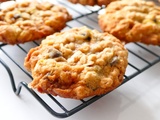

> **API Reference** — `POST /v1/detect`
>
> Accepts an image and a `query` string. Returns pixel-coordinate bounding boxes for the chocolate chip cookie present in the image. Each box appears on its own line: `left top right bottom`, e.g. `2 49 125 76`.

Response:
24 26 128 99
98 0 160 45
0 0 72 44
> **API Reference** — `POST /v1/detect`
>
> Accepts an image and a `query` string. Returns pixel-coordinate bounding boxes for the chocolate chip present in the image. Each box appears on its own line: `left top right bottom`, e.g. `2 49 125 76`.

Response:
153 18 157 23
80 31 91 41
13 14 21 19
48 49 62 58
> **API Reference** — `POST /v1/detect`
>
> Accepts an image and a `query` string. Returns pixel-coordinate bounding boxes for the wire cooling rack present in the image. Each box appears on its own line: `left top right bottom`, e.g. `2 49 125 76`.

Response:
0 0 160 118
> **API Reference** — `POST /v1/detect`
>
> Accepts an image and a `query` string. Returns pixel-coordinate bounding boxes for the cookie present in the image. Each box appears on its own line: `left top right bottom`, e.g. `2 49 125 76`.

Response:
0 0 72 45
0 0 9 2
98 0 160 45
24 26 128 99
68 0 117 6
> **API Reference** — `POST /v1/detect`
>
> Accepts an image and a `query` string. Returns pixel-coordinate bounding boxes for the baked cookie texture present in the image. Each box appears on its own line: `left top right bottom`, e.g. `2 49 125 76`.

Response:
24 26 128 99
98 0 160 45
0 1 72 45
0 0 9 2
68 0 117 6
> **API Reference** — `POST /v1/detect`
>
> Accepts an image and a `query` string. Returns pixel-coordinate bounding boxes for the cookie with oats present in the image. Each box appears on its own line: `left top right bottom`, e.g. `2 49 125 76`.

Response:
98 0 160 45
0 0 72 45
24 26 128 99
68 0 117 6
0 0 9 2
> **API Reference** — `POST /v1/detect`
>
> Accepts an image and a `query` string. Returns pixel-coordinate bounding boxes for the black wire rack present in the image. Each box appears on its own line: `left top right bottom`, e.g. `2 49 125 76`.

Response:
0 0 160 118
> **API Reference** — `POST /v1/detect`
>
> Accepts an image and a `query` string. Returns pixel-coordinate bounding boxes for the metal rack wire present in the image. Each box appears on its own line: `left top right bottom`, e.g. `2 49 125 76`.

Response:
0 0 160 118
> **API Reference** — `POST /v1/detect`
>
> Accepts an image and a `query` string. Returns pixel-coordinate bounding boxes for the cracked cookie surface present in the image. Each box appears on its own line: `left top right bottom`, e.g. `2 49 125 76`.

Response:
98 0 160 45
0 0 72 44
24 26 128 99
